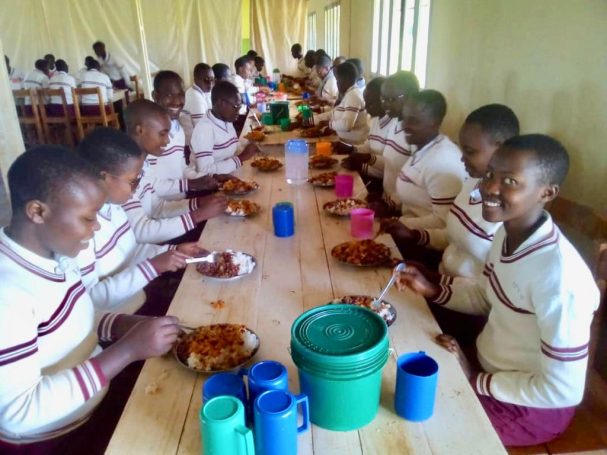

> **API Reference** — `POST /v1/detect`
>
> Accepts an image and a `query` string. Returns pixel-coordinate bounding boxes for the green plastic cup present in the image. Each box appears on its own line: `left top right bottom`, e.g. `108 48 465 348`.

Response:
261 112 274 125
290 304 389 431
280 118 292 131
200 396 254 455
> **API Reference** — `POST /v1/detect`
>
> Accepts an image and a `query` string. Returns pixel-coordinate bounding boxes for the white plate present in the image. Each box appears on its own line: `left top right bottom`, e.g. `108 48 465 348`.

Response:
195 250 256 281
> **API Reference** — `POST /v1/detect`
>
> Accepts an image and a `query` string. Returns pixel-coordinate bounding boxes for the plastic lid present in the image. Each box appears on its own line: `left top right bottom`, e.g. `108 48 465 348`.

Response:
291 304 387 362
286 139 309 153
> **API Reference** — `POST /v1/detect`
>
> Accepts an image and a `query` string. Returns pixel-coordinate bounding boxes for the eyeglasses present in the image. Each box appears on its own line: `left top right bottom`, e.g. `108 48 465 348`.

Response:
381 94 406 103
220 98 242 110
107 171 143 190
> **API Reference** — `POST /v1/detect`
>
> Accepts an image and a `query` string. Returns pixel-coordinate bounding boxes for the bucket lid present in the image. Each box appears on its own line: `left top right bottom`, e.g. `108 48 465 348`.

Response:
291 304 387 366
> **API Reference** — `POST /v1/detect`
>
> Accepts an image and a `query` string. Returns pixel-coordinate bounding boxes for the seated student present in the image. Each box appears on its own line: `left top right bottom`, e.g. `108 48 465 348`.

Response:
79 58 113 115
253 56 267 79
385 104 520 277
394 134 600 447
183 63 215 129
44 53 56 77
187 81 260 178
313 54 339 106
346 58 366 91
123 100 226 244
5 55 25 90
302 50 319 90
92 41 132 89
0 145 179 450
231 55 258 114
382 90 466 239
367 70 420 217
76 127 206 315
212 63 232 82
76 56 96 86
48 59 76 116
317 62 369 145
289 43 310 79
340 77 391 187
23 59 50 107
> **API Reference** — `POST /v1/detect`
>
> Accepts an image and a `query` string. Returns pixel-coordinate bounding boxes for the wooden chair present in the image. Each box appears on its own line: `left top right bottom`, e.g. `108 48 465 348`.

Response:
129 75 145 102
12 88 45 146
72 87 120 141
38 88 75 147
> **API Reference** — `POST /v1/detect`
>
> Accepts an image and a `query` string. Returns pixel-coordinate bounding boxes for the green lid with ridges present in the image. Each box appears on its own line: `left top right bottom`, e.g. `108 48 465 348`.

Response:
291 304 388 367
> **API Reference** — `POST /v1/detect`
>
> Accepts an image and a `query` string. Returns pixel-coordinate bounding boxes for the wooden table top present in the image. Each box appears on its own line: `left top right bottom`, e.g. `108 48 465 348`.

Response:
106 151 505 454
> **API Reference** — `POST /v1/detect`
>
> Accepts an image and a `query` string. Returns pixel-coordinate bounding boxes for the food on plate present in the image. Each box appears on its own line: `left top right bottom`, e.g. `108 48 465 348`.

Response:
331 239 392 266
244 130 265 141
196 251 255 278
323 198 368 216
220 179 260 195
299 126 324 138
308 171 337 187
225 199 260 217
174 324 259 372
330 295 396 325
309 155 338 169
251 156 283 172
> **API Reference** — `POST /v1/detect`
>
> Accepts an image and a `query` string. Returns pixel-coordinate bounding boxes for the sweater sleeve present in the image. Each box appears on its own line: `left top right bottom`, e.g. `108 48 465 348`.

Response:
122 198 194 244
329 96 364 133
0 292 107 435
151 177 189 199
153 194 196 219
190 123 217 177
472 286 596 408
429 274 492 316
413 226 450 251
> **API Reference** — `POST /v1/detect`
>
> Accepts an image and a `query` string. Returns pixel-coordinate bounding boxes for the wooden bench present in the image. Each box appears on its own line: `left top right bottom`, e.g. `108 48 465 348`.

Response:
508 197 607 454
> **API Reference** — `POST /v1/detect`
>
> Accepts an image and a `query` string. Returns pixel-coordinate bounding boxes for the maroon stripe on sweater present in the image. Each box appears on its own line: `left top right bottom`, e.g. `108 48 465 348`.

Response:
38 282 86 336
500 226 559 263
0 241 65 282
450 203 494 241
488 271 534 315
95 222 130 259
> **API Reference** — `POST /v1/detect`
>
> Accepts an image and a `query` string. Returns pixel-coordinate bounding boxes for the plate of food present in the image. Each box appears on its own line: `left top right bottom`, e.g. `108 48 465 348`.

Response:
225 199 260 217
244 130 265 142
323 198 368 216
220 179 260 196
309 155 338 169
251 156 283 172
299 126 324 138
173 324 260 373
331 239 393 267
308 171 337 187
329 295 397 326
195 250 256 280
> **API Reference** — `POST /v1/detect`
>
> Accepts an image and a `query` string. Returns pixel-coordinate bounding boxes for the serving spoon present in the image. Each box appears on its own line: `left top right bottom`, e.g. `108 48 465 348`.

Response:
372 262 406 308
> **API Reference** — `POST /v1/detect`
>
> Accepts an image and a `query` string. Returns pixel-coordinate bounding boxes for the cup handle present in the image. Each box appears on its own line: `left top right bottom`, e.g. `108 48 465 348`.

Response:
235 425 255 455
295 394 309 433
238 367 248 378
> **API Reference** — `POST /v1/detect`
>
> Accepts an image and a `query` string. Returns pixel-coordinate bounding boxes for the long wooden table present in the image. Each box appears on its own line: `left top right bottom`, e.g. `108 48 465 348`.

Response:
106 151 505 454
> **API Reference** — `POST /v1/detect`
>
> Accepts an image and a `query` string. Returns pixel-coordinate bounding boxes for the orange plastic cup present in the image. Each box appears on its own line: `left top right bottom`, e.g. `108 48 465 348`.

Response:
316 141 332 156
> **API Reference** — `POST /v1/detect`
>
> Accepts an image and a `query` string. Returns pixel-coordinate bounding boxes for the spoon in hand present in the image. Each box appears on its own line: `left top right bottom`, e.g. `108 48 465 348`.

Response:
372 262 407 309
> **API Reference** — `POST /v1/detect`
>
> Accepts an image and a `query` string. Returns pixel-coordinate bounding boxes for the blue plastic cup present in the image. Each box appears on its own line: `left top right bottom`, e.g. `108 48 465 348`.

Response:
241 360 289 405
394 351 438 421
272 202 295 237
203 372 248 410
253 390 309 455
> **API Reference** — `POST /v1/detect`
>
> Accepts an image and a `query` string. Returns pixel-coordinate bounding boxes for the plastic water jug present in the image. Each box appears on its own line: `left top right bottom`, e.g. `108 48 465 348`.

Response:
285 139 309 185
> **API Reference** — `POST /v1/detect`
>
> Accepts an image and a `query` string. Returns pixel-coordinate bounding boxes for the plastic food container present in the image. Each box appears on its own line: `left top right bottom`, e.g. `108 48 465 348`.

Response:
290 304 389 430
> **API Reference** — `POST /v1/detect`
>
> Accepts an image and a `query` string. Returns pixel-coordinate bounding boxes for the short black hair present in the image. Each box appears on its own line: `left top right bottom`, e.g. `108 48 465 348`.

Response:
316 55 332 69
234 55 253 72
465 104 520 144
124 99 169 133
153 70 183 93
291 43 302 53
77 127 144 174
92 41 105 49
193 63 212 80
365 76 386 96
211 80 239 105
8 145 100 212
44 53 55 61
502 134 570 185
346 58 363 77
84 56 96 67
334 61 358 86
247 50 258 58
212 63 230 80
410 89 447 123
55 59 68 72
304 50 316 68
387 70 420 97
35 59 48 72
254 56 265 67
85 58 99 71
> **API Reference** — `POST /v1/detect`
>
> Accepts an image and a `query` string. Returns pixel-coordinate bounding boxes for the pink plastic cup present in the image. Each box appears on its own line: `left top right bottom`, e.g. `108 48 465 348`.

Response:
351 208 375 239
334 174 354 198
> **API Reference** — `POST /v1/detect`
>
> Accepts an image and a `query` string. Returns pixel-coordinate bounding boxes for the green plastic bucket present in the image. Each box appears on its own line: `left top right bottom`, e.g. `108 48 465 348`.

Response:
290 304 389 431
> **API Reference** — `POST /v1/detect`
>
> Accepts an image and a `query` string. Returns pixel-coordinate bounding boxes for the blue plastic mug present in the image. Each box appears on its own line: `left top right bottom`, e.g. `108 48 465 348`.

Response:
394 351 439 421
241 360 289 405
203 372 248 410
253 390 309 455
272 203 295 237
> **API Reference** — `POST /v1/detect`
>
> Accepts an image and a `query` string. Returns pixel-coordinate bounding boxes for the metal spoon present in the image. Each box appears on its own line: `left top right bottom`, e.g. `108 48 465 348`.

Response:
185 253 215 264
372 262 407 308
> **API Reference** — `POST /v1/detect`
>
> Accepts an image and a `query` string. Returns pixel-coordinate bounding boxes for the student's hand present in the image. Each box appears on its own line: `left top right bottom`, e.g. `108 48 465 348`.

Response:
192 194 228 223
333 141 355 155
238 143 260 162
367 200 399 219
175 242 209 257
149 250 190 274
213 173 238 183
321 127 335 136
317 120 330 128
121 316 181 361
189 175 219 192
394 265 441 300
379 218 418 242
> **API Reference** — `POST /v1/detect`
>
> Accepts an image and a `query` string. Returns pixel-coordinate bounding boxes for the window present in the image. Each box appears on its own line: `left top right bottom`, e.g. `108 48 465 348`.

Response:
324 2 340 58
371 0 431 85
307 12 317 50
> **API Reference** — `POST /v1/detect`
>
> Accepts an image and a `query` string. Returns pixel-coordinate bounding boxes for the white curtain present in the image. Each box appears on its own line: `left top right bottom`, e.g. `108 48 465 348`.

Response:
0 0 243 87
250 0 306 76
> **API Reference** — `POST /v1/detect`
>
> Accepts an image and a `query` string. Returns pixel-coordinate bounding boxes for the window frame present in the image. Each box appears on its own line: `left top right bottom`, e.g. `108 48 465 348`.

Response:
324 2 341 58
307 12 317 51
